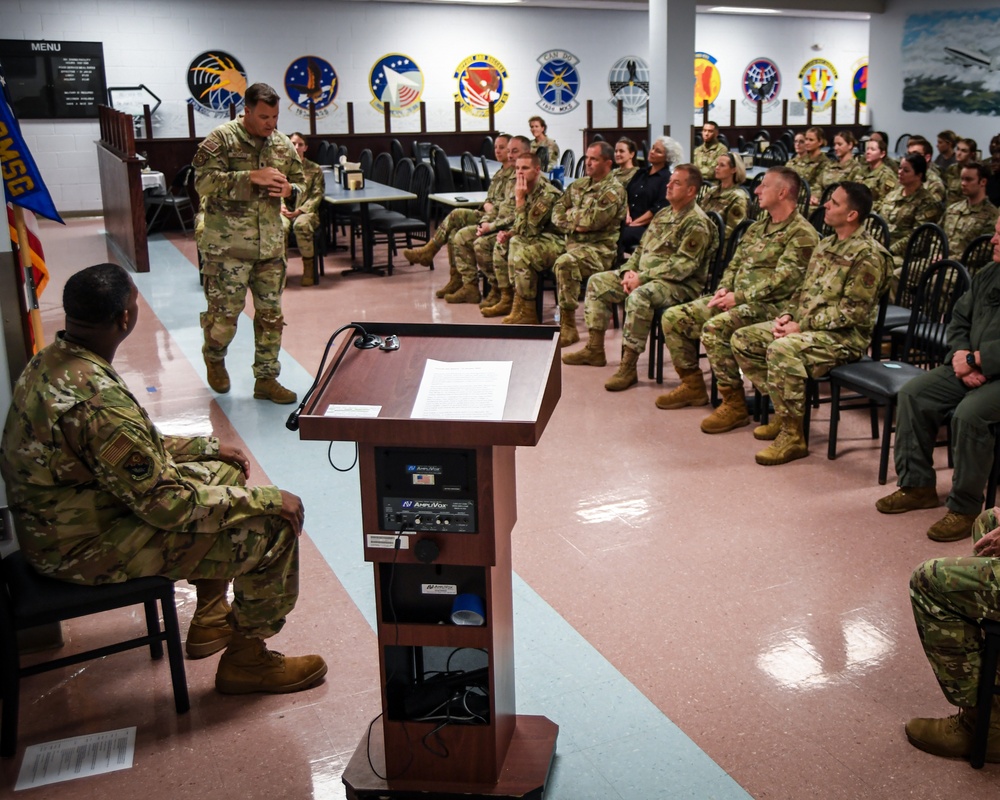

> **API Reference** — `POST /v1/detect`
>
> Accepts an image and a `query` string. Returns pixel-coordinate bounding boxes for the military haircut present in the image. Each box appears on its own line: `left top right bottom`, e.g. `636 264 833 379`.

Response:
674 163 702 192
64 263 132 325
907 136 933 157
589 141 614 162
903 152 928 179
768 166 801 198
838 181 873 223
510 135 531 149
703 120 718 131
246 82 280 107
528 115 547 132
962 161 991 182
518 152 542 169
617 136 637 155
495 133 510 144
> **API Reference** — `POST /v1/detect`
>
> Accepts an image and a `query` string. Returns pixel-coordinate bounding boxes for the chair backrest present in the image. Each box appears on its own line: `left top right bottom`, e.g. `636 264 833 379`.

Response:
796 177 811 217
718 133 730 148
172 164 195 198
387 157 415 212
894 133 911 155
371 152 394 185
430 146 455 193
406 162 435 220
896 222 949 308
696 181 712 205
481 135 494 160
723 218 752 268
560 149 575 177
390 139 405 164
961 234 994 277
591 133 605 142
897 258 971 367
537 148 549 171
574 156 587 178
336 145 348 162
809 206 832 237
480 155 492 189
863 212 891 249
703 210 727 294
359 149 373 179
460 151 482 191
316 140 331 164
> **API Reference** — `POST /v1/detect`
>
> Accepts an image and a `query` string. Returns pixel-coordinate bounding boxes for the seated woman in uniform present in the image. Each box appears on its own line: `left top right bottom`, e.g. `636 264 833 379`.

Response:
787 126 828 198
699 151 747 236
811 131 862 205
878 152 944 266
861 136 898 205
945 137 977 205
613 137 639 188
617 135 680 257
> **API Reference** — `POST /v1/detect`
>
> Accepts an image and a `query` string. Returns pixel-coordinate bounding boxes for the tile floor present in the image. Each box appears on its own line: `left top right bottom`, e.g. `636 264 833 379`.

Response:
1 218 997 798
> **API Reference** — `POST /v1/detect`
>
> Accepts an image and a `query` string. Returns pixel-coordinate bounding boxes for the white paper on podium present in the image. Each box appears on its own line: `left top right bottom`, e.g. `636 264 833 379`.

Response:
15 727 136 790
411 359 512 420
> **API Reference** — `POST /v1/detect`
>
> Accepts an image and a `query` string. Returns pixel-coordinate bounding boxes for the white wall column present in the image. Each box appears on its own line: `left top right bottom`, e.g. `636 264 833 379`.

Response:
649 0 697 155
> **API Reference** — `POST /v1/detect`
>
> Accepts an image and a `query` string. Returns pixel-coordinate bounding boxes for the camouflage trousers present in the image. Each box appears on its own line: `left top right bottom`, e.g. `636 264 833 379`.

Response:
910 508 1000 707
731 322 857 418
894 365 1000 515
451 225 497 284
661 297 777 383
432 208 482 248
553 244 616 313
201 256 286 379
282 212 318 258
584 272 695 354
510 234 565 299
488 237 511 288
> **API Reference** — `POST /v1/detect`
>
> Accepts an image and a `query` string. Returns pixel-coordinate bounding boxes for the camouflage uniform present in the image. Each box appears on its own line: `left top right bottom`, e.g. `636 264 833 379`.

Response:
0 335 297 639
700 184 748 237
943 197 998 260
281 157 323 258
451 165 516 284
661 211 819 385
812 158 864 203
731 227 892 418
910 508 1000 708
878 184 944 259
861 162 899 205
787 152 828 197
614 166 639 189
194 117 304 380
551 172 627 313
925 164 948 205
945 162 964 206
692 140 726 181
430 165 513 249
530 136 560 170
583 202 715 353
509 179 565 299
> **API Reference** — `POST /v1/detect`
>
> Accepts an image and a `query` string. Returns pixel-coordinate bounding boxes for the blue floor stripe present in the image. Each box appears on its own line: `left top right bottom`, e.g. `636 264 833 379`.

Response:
135 235 750 799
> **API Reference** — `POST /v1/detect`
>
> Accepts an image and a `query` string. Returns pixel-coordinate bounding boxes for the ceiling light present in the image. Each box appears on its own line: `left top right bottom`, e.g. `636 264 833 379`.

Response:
708 6 781 14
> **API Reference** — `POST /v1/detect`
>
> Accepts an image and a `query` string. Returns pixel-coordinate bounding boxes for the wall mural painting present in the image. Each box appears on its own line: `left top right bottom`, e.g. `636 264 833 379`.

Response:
535 50 581 115
798 58 837 112
694 51 721 110
369 53 424 118
284 55 338 119
902 9 1000 115
187 50 246 118
608 56 649 111
454 54 509 117
742 57 782 110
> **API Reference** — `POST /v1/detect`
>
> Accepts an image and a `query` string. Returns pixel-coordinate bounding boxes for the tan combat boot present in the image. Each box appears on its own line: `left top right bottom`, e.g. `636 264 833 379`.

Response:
700 384 750 434
875 486 940 514
502 295 540 325
654 368 708 410
205 358 230 394
558 308 580 348
479 282 500 309
435 265 462 299
605 347 640 392
562 329 607 366
753 419 781 440
444 281 482 304
755 415 809 465
254 378 297 404
905 700 1000 762
215 631 328 695
482 287 514 318
403 239 441 267
300 257 316 287
186 579 232 659
927 510 978 542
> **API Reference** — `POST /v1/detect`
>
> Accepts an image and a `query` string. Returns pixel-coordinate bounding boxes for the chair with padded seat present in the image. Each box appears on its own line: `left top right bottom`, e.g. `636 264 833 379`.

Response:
560 150 575 179
372 162 435 275
460 152 482 192
961 234 994 277
146 164 196 234
0 546 189 758
480 136 494 161
864 212 891 249
882 223 949 336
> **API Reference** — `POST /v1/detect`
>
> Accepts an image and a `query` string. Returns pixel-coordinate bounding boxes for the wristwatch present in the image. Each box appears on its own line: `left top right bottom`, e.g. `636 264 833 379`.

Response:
966 352 977 368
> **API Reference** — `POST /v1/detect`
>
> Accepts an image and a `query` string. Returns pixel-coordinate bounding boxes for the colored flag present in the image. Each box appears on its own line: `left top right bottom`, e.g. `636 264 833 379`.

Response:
7 202 49 297
0 62 63 223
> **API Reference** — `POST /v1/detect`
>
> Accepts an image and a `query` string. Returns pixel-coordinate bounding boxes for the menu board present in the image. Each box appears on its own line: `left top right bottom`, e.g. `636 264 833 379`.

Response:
0 40 106 119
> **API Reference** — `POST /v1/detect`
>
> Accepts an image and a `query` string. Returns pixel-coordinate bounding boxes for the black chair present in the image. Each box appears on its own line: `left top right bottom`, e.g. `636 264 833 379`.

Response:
1 548 189 757
390 138 405 165
318 141 338 167
370 158 414 223
591 133 605 143
826 259 970 484
574 157 587 179
316 140 331 164
809 206 832 237
961 234 994 277
560 149 575 178
537 149 549 172
883 223 949 333
864 212 891 249
336 145 349 162
147 165 196 233
972 619 1000 768
359 148 374 180
371 152 394 185
373 163 435 276
894 133 911 154
796 178 811 217
481 136 495 161
480 156 492 189
723 218 751 268
460 152 482 191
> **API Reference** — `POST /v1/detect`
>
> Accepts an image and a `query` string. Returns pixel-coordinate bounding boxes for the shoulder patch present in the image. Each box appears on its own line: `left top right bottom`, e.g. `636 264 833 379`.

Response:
199 138 221 154
122 451 155 481
102 431 134 467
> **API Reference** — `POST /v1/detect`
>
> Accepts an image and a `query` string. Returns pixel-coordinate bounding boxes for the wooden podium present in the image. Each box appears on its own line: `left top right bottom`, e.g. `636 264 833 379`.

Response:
298 322 560 799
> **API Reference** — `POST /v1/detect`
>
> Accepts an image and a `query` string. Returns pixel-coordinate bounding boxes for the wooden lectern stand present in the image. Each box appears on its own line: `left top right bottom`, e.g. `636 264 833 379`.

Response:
298 322 560 799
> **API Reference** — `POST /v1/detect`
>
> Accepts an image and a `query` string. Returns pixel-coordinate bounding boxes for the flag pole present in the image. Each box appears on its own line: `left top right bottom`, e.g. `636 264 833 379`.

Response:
11 204 45 351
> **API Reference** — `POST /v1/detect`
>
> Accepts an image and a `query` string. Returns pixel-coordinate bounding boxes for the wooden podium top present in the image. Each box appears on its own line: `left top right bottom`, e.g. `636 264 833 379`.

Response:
298 322 561 448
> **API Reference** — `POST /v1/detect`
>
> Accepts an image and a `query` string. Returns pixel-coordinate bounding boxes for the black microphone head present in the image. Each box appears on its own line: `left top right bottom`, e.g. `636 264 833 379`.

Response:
285 410 301 431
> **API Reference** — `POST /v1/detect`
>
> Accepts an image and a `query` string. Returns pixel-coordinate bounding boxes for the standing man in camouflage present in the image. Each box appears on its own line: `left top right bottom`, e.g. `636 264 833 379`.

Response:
562 164 715 392
657 168 819 430
549 141 627 347
731 182 892 465
194 83 304 405
0 263 327 694
693 121 725 182
281 132 324 287
404 134 510 297
445 136 528 305
942 161 997 259
495 151 564 322
906 507 1000 761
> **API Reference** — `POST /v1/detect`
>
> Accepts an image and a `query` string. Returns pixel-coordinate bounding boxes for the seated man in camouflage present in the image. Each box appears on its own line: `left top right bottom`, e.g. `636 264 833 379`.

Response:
942 161 997 260
731 182 892 466
906 508 1000 761
908 136 947 205
281 132 325 287
692 121 726 182
549 141 627 347
403 134 511 298
0 263 327 695
657 168 819 431
563 164 715 392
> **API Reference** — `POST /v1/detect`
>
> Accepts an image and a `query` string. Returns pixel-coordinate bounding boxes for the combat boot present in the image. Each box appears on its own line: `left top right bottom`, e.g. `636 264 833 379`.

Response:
700 384 751 433
753 419 782 440
186 579 232 659
444 281 482 304
905 701 1000 762
403 239 441 267
482 288 514 318
253 378 297 405
215 631 328 695
502 295 540 325
927 510 978 542
300 257 316 287
605 347 639 392
562 329 607 367
435 265 462 299
875 486 940 514
205 358 230 394
479 282 500 309
654 368 708 410
558 308 580 348
755 415 809 466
